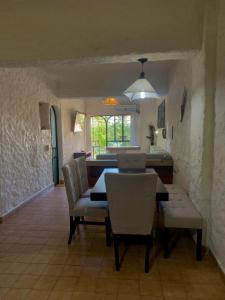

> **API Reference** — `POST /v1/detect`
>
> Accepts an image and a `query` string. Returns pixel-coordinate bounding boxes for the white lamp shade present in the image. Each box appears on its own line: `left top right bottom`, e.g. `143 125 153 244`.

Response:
74 123 82 132
123 78 159 101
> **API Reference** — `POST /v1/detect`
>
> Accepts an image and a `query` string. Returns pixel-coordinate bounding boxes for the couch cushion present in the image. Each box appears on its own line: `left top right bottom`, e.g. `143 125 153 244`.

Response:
162 199 202 229
73 198 108 218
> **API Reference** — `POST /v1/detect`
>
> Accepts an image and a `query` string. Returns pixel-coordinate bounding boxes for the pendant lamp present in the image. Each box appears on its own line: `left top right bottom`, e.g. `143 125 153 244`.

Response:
123 58 159 101
102 97 119 106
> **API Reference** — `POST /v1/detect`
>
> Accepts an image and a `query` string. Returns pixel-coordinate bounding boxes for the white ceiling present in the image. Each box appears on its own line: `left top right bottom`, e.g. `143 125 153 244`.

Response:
42 59 177 100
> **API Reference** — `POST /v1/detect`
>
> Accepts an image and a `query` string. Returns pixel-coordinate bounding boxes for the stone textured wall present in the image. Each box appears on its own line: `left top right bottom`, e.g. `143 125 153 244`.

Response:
159 55 209 242
211 0 225 273
162 60 192 191
189 52 205 214
0 68 58 217
158 1 225 273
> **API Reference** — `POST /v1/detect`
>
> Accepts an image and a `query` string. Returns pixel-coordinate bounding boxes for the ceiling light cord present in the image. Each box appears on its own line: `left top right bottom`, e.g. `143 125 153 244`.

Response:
138 58 147 79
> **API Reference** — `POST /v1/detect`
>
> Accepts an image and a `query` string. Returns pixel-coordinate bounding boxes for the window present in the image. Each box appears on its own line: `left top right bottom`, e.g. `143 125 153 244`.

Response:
91 115 131 157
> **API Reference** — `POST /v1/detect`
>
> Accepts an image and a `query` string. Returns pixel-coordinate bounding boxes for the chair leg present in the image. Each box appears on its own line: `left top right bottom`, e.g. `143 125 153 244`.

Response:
145 235 152 273
114 235 120 271
105 217 111 247
68 216 74 244
68 216 79 244
196 229 202 261
163 227 169 258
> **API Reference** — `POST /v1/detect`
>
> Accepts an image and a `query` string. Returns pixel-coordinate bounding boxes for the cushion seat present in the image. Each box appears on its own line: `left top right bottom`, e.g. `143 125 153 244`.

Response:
73 198 108 218
162 201 202 229
81 188 92 198
161 184 203 261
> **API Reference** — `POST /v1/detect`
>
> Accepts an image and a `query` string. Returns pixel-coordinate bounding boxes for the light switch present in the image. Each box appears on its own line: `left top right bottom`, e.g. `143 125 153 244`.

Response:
44 145 50 152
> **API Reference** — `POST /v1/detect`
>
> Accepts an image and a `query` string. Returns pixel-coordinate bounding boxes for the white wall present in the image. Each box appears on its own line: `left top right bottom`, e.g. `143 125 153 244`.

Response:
0 68 59 217
156 1 225 274
139 101 158 152
211 0 225 273
159 61 192 190
60 99 86 164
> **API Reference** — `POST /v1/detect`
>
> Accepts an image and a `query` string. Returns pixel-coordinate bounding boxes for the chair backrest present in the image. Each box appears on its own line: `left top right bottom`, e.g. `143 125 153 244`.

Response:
105 173 158 235
62 162 80 214
74 156 89 195
117 153 146 170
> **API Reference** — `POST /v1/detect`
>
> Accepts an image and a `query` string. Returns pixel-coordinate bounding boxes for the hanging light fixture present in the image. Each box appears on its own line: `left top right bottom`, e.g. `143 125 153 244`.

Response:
102 97 119 106
123 58 159 101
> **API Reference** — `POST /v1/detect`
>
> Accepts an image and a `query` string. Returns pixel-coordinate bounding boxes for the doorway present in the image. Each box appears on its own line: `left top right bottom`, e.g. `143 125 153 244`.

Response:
50 106 59 185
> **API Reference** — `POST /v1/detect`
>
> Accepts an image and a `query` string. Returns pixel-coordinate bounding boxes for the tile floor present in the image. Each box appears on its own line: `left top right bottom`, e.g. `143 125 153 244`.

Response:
0 186 224 300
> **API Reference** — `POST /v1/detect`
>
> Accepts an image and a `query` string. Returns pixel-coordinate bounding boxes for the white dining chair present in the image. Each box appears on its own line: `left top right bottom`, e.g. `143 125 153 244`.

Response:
62 162 111 245
117 153 146 170
74 156 92 197
105 172 158 272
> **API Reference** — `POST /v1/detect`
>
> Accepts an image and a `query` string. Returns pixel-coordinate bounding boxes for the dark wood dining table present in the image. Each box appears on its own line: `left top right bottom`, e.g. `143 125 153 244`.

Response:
90 168 169 202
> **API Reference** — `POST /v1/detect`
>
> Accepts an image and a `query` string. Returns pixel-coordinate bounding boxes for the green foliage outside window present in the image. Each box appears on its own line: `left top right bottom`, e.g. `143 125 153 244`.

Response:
91 115 131 157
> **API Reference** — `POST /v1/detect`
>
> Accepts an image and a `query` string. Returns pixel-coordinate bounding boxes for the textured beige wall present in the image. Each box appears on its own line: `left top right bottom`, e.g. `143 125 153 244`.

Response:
60 99 86 164
161 61 192 190
157 2 225 273
139 101 158 152
158 53 211 244
211 0 225 273
0 0 204 60
0 68 59 217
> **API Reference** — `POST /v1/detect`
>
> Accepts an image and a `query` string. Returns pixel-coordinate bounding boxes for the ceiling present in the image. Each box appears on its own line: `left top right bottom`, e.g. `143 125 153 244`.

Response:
0 0 205 61
42 59 177 100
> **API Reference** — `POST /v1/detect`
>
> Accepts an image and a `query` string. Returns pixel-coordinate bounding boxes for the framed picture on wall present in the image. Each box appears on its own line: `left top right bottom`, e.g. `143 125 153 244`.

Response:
157 100 165 128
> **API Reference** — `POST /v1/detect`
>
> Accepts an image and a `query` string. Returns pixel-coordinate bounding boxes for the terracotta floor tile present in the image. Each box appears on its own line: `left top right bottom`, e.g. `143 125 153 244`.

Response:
186 283 225 299
2 288 30 300
76 277 97 293
0 274 19 288
4 262 29 275
117 294 141 300
42 264 64 276
139 280 162 297
0 288 9 298
71 292 117 300
33 275 58 290
61 265 81 277
0 262 11 273
23 263 47 275
53 276 77 291
162 282 188 298
13 275 39 289
118 279 140 295
140 297 164 300
95 278 119 294
181 267 225 285
25 290 50 300
48 290 73 300
0 187 224 300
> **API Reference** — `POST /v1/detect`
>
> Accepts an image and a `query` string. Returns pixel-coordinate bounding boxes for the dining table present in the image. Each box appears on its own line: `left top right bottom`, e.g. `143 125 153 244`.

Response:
90 168 169 202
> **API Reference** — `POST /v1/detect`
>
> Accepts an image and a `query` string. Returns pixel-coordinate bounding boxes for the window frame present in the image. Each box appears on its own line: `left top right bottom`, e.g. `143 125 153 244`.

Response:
90 114 131 156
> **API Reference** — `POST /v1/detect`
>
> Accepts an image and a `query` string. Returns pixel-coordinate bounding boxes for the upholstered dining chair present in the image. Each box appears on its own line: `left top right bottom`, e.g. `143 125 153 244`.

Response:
117 153 146 170
74 156 92 197
105 172 158 272
62 162 111 245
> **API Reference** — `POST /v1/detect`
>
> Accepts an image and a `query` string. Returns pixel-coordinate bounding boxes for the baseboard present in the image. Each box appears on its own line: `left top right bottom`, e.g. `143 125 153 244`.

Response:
191 231 225 278
0 183 54 223
209 246 225 280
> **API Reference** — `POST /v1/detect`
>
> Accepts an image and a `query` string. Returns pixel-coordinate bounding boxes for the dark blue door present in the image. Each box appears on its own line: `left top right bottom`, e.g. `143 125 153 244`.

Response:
50 107 59 185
